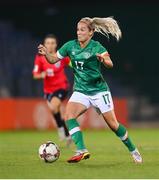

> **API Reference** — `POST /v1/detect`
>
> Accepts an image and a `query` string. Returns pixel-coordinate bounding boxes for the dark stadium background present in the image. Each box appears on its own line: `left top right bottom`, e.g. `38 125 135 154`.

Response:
0 0 159 124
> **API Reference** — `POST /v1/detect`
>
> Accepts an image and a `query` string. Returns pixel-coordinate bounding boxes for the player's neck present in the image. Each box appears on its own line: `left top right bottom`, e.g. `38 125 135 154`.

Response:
48 51 56 55
79 38 91 48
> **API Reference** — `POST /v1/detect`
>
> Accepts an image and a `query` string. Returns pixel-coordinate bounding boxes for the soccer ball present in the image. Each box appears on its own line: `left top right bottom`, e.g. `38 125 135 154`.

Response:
38 141 60 163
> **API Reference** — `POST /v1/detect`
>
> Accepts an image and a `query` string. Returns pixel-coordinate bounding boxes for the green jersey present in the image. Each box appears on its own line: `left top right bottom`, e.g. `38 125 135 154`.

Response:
57 39 109 95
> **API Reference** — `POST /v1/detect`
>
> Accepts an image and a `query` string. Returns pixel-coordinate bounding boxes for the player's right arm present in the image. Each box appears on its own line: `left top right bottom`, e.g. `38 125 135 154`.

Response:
38 41 70 64
96 53 113 69
38 44 59 64
33 71 46 79
32 55 46 80
96 42 113 69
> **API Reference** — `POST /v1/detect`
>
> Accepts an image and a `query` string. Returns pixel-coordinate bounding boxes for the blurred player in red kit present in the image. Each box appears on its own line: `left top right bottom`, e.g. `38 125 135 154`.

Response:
33 34 71 145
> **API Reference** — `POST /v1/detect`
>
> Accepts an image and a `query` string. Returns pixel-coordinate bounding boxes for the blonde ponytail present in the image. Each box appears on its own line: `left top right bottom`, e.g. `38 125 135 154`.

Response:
79 17 122 41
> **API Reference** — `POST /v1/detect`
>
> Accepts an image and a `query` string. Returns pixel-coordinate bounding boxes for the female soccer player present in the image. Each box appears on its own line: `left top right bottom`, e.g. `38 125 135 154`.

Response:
33 34 71 145
38 17 143 163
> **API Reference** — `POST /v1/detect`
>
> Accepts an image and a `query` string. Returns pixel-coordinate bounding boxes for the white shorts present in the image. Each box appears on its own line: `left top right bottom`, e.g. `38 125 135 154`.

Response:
69 91 114 114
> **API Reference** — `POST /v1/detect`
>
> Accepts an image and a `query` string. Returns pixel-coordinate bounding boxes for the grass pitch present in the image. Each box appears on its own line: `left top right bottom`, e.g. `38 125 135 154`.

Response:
0 129 159 179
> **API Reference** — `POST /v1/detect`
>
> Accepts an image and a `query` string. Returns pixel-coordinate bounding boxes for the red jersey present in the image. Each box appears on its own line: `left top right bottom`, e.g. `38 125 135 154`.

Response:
33 54 70 93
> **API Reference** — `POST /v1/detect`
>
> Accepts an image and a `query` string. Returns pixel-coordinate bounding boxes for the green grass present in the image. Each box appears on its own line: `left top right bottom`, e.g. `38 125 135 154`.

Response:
0 129 159 179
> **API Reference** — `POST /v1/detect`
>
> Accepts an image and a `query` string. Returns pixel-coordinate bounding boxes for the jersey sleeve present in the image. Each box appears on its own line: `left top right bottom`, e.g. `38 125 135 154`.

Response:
57 41 71 59
32 55 43 75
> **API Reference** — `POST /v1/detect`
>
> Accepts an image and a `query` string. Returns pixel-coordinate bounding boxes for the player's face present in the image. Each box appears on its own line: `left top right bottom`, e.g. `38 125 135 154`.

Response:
44 38 57 53
77 22 93 42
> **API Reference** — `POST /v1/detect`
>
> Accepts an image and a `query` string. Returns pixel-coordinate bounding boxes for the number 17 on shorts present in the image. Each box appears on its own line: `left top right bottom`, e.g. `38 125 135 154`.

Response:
96 91 114 113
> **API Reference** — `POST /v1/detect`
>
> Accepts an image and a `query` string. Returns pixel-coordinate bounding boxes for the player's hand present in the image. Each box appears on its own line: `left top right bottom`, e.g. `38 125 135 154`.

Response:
96 53 113 68
38 44 47 55
41 71 47 79
96 53 105 62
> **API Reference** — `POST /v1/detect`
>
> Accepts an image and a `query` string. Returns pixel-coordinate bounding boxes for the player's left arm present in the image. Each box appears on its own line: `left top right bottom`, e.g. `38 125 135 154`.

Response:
96 52 113 69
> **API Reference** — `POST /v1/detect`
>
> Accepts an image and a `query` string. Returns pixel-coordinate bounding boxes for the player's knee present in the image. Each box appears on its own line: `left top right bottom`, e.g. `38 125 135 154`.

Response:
109 122 119 131
64 112 76 121
48 104 59 114
104 117 119 131
53 107 59 114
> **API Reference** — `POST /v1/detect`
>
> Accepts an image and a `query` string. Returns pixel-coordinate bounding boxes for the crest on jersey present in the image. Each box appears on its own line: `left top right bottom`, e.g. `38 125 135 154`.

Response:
83 52 91 59
55 61 61 68
46 69 54 76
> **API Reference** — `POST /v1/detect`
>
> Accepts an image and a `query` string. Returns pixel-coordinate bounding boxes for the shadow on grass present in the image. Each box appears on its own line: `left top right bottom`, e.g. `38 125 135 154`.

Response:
82 162 123 168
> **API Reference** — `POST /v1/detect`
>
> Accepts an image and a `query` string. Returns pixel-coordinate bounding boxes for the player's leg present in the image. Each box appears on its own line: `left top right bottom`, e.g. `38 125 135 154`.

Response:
103 110 142 163
59 104 72 146
47 95 70 141
47 96 65 140
95 91 143 163
64 92 91 163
